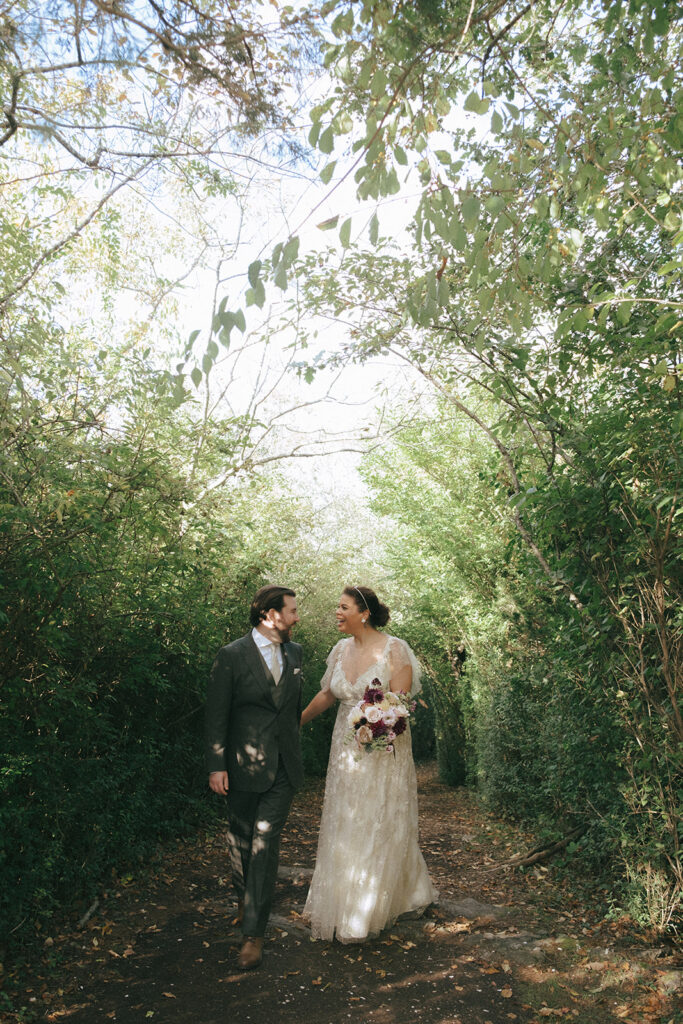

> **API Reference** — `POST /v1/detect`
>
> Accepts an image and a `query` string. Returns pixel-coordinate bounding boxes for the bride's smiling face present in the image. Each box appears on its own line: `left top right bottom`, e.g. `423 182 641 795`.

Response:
336 593 366 634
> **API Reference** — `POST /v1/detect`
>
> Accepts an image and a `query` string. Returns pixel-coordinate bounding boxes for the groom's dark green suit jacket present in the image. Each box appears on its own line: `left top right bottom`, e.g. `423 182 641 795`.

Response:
205 633 304 792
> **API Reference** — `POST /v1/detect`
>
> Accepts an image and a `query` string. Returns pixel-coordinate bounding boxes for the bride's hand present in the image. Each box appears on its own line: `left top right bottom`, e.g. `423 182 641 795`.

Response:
301 688 336 726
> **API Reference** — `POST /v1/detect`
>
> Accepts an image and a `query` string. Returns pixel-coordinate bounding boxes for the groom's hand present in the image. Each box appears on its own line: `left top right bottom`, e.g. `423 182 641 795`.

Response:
209 771 229 795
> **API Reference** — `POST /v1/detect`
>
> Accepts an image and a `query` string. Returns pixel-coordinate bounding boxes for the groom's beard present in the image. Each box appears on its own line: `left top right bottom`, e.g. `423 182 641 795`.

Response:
275 625 292 643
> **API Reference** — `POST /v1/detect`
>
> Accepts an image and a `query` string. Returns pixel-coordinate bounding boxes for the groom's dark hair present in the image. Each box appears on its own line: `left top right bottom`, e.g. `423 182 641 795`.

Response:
250 585 296 627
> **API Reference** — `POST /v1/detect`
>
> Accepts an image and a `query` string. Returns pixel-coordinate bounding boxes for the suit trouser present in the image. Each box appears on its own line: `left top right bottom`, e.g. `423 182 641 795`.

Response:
226 759 295 937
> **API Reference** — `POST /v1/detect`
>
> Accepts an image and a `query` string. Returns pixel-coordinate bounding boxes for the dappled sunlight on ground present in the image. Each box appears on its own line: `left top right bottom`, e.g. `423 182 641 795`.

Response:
5 764 680 1024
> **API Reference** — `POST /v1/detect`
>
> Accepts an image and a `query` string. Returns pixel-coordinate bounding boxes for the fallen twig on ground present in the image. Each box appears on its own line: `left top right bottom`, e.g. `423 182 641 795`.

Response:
487 826 587 871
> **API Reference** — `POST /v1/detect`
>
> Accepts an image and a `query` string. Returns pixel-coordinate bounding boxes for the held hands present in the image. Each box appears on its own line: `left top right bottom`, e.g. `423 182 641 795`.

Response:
300 687 337 727
209 770 229 795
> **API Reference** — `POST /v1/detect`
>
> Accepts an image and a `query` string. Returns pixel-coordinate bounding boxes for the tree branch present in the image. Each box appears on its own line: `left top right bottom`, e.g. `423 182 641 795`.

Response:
481 1 534 82
0 161 154 309
0 75 20 147
486 825 587 871
390 347 585 610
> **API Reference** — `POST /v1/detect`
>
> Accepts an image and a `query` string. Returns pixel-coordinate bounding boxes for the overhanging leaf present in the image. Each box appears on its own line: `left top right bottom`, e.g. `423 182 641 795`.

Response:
319 126 334 154
247 260 262 288
339 217 352 248
320 160 336 185
274 263 288 290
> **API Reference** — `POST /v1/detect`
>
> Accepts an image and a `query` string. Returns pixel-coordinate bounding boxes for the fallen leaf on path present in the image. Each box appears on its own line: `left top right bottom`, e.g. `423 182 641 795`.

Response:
472 915 499 929
501 987 513 998
162 992 176 998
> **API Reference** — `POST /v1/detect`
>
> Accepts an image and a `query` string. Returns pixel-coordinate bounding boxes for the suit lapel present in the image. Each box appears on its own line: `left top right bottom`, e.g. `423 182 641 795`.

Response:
242 635 276 704
278 642 297 699
240 635 298 706
272 642 295 707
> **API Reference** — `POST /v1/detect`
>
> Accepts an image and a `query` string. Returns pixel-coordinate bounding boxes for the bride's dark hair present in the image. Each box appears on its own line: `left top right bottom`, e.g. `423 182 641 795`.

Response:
343 585 390 629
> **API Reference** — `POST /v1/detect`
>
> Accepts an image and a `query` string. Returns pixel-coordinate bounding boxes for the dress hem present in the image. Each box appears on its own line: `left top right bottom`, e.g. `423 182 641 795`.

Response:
303 896 439 944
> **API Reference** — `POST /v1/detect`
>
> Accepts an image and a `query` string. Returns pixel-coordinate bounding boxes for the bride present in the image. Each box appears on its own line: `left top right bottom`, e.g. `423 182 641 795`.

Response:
300 585 437 942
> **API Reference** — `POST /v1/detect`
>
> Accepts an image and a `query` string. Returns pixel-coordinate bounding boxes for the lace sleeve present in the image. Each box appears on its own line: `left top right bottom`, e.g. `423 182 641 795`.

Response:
320 638 345 692
387 637 423 697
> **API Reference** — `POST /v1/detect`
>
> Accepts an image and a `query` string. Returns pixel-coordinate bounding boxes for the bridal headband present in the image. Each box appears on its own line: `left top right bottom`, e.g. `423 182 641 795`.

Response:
353 586 370 610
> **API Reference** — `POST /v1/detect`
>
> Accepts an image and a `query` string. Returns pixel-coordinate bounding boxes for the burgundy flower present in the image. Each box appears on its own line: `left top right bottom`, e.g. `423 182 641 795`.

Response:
394 717 407 736
370 720 388 737
363 681 384 704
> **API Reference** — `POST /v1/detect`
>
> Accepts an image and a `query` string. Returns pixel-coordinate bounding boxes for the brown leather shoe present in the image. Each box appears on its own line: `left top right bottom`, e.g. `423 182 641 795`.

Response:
237 936 263 971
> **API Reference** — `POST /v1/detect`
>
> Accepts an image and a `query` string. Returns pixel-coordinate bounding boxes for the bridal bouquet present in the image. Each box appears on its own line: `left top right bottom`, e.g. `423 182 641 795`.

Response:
346 680 416 755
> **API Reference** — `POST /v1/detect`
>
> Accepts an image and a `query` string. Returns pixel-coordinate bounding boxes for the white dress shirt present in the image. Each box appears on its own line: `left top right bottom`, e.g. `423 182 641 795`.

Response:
252 627 283 683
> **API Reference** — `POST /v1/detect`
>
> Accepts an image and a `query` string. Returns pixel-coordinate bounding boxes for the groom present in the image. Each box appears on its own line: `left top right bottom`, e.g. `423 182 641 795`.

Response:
205 584 304 970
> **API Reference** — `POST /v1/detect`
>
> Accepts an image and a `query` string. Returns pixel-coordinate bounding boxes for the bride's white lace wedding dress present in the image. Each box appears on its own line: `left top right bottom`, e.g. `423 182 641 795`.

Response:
303 635 438 942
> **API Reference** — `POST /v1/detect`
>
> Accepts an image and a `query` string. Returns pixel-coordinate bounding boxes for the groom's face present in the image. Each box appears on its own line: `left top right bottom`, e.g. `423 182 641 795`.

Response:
265 595 299 642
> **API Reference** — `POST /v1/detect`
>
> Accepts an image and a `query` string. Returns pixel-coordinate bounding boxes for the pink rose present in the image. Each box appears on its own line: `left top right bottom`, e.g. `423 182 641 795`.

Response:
356 724 373 745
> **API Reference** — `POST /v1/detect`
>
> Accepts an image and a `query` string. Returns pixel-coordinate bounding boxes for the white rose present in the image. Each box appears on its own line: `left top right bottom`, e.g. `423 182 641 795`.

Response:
348 706 364 726
365 705 382 724
382 709 398 727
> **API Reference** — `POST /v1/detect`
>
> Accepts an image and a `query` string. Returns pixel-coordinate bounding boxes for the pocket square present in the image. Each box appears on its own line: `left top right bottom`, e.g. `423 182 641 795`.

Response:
293 667 301 674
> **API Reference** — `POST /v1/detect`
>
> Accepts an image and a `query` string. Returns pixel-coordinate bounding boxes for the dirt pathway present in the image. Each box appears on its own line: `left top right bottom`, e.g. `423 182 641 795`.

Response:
4 765 680 1024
